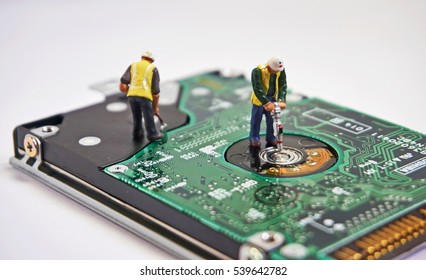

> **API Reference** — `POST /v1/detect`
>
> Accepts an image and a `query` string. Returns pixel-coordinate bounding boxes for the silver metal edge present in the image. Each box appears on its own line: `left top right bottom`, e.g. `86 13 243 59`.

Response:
10 155 231 260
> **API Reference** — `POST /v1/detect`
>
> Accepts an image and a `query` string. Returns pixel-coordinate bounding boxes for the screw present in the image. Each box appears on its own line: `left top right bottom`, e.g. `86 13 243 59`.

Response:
261 231 276 242
24 135 40 158
247 247 265 260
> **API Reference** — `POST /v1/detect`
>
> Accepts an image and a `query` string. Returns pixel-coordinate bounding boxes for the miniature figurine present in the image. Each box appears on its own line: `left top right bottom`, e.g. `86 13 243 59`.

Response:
249 57 287 147
119 51 164 141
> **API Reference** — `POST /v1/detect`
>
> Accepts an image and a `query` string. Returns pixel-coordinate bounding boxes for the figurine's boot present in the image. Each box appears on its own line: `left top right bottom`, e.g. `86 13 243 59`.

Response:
148 132 164 141
266 139 277 148
249 139 261 148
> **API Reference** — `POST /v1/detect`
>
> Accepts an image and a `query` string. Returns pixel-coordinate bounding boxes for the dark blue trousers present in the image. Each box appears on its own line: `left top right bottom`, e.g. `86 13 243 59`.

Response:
128 96 158 138
249 96 276 144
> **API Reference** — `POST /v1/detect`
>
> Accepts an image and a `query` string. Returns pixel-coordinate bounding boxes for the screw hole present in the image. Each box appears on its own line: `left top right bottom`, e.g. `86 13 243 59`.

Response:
41 126 53 133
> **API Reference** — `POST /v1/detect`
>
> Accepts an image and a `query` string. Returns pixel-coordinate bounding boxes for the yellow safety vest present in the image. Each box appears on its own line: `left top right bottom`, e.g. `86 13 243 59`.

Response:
127 60 156 101
250 64 281 106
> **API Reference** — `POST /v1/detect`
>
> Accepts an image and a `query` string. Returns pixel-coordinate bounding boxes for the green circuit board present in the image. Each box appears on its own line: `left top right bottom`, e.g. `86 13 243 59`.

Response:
104 72 426 260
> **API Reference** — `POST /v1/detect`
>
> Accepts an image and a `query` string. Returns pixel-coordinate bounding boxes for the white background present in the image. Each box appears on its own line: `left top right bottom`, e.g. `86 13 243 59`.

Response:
0 0 425 259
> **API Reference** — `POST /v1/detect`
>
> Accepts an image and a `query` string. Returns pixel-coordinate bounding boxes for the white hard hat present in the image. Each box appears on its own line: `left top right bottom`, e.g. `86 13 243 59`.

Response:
267 57 284 72
142 50 155 61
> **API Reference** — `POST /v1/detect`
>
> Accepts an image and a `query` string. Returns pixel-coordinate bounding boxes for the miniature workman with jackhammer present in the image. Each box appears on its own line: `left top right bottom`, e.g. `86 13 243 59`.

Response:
249 57 288 148
119 51 164 141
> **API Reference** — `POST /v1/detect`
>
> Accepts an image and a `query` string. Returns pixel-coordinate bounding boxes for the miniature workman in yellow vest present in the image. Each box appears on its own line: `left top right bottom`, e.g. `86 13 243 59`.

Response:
119 51 164 141
249 57 287 147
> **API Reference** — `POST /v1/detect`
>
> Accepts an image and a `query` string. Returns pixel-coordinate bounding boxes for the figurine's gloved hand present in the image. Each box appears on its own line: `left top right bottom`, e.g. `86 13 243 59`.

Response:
278 101 287 110
119 83 129 94
263 102 275 112
153 106 160 115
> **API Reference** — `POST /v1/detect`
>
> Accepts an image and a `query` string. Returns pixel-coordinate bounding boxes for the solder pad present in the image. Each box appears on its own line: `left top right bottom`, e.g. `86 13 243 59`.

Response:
12 71 426 260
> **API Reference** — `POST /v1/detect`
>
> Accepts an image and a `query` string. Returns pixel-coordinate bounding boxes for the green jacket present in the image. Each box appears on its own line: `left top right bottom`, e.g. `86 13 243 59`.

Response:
250 64 287 106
